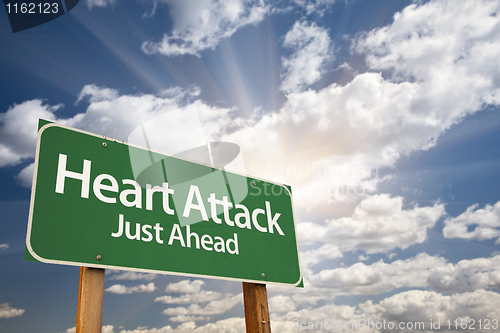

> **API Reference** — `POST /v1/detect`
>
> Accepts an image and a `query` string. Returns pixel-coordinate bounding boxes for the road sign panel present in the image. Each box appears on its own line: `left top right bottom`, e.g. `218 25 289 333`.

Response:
26 121 302 286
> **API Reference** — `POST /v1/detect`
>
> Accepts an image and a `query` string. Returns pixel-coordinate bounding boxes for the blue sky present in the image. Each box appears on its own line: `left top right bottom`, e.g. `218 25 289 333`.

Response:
1 0 500 332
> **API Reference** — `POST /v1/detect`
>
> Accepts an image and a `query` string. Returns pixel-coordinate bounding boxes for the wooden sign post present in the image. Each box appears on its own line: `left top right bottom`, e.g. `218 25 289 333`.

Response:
76 267 105 333
243 282 271 333
74 271 271 333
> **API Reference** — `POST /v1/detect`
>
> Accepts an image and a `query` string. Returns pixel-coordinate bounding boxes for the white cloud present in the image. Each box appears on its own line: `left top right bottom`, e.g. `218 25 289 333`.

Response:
0 244 9 251
357 0 500 106
76 84 119 103
63 325 114 333
280 21 332 93
169 315 209 323
0 303 25 318
299 243 343 278
358 254 369 261
273 289 500 333
85 0 115 10
162 293 242 318
308 253 444 295
427 255 500 293
157 280 233 319
224 0 500 208
15 162 34 188
0 100 60 167
118 318 245 333
103 326 115 333
105 282 156 294
0 85 233 186
155 291 221 304
360 289 500 332
108 271 158 281
443 201 500 243
269 295 296 313
297 194 445 254
165 279 205 294
115 323 193 333
306 253 500 297
141 0 268 57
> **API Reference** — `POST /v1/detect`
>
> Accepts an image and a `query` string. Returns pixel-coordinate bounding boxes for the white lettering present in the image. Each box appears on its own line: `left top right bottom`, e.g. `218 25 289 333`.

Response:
266 201 284 236
146 183 174 215
201 234 213 251
168 224 185 247
93 174 118 203
234 204 251 229
214 236 225 252
111 214 124 237
226 233 239 255
207 193 222 224
125 221 140 240
183 185 208 221
186 225 200 249
119 179 142 208
221 196 234 226
55 153 91 198
251 208 267 233
154 223 163 244
141 224 153 242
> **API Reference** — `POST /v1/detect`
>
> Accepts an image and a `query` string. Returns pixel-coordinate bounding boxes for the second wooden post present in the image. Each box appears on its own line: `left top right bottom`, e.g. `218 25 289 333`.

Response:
243 282 271 333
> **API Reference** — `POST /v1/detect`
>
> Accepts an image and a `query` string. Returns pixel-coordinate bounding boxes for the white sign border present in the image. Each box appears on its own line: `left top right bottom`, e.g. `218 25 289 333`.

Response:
26 121 303 287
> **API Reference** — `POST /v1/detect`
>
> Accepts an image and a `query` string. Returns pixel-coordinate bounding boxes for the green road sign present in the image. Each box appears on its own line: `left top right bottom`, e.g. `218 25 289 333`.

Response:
26 121 302 286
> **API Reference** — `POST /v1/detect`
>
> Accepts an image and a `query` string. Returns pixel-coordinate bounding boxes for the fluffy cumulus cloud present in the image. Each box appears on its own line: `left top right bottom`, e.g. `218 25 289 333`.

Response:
298 194 445 255
306 253 443 296
357 0 500 105
222 0 500 207
155 280 242 322
361 289 500 332
105 282 156 294
299 243 343 275
0 100 61 167
280 21 332 93
268 295 296 313
272 289 500 333
162 293 243 322
63 325 114 333
427 255 500 293
15 162 34 187
0 303 25 318
443 201 500 243
155 291 221 304
86 288 500 332
165 279 205 294
117 318 245 333
0 84 233 187
355 0 500 129
108 271 158 281
312 254 500 295
141 0 268 57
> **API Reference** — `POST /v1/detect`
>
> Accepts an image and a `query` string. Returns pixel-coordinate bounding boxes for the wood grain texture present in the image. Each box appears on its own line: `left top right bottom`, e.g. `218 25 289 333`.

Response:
243 282 271 333
76 267 105 333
